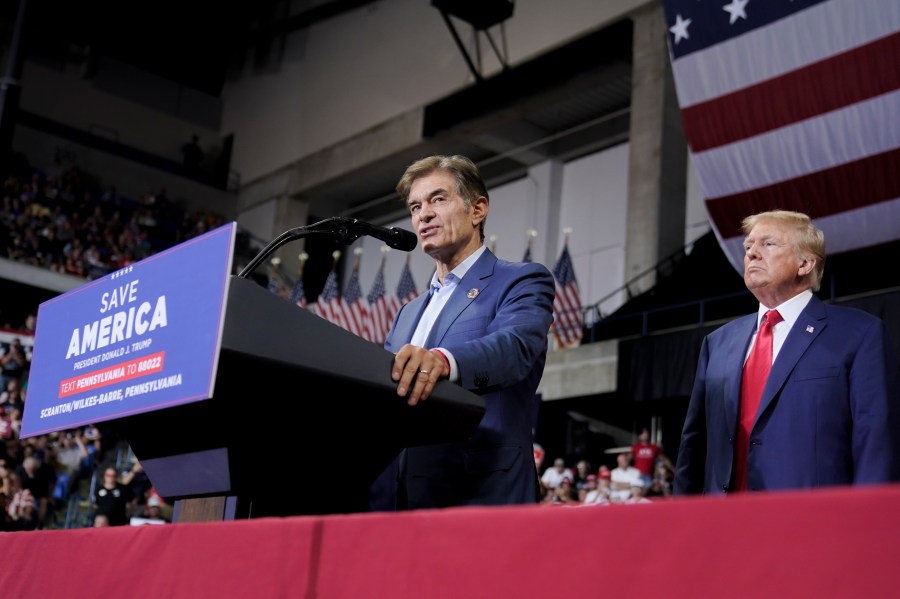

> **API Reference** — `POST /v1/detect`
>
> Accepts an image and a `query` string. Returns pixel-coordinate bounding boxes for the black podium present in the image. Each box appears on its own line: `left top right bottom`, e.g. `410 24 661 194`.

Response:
112 275 485 521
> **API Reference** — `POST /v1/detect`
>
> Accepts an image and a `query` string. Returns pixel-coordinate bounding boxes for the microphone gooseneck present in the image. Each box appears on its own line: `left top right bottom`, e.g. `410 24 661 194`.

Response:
238 217 416 279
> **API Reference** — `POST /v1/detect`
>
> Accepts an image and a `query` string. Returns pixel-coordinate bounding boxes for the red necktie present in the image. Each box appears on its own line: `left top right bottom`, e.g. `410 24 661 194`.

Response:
734 309 783 492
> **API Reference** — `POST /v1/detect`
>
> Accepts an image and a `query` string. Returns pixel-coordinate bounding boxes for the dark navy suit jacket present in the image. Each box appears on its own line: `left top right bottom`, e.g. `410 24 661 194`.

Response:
675 294 900 495
370 248 554 510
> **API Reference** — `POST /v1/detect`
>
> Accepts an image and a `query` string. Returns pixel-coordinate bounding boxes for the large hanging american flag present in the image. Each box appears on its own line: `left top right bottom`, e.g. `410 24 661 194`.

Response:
366 254 392 344
663 0 900 271
550 241 583 350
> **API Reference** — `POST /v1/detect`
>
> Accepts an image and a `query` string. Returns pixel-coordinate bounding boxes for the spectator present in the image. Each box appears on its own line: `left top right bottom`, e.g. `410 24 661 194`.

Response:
134 492 171 524
82 423 103 455
83 243 108 278
5 471 38 531
647 461 673 499
26 434 53 465
573 458 593 494
624 481 652 504
22 313 36 335
581 474 609 505
181 134 205 176
609 452 642 503
92 466 134 526
540 457 574 491
0 378 25 415
0 407 12 441
121 458 152 513
93 513 110 527
54 430 91 499
7 407 22 439
4 436 23 466
0 338 27 390
543 477 578 505
586 471 612 505
533 442 546 473
0 457 11 530
630 428 673 489
15 455 54 528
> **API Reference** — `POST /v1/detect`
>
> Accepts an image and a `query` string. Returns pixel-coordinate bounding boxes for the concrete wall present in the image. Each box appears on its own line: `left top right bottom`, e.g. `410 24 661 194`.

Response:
222 0 645 184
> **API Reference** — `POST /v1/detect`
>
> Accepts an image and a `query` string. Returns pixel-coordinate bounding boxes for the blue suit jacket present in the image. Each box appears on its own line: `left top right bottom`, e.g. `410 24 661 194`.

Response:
373 248 555 509
675 294 900 495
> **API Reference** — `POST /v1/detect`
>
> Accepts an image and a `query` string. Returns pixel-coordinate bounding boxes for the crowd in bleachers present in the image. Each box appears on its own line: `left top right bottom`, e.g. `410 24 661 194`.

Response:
0 326 172 531
0 156 227 530
537 430 675 507
1 157 227 288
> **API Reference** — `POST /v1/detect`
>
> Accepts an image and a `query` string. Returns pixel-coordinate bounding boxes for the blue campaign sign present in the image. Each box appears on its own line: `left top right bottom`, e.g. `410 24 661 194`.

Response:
20 222 237 438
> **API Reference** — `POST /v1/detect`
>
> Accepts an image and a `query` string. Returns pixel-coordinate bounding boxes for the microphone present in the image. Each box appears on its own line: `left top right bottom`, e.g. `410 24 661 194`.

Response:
238 216 417 280
335 217 417 252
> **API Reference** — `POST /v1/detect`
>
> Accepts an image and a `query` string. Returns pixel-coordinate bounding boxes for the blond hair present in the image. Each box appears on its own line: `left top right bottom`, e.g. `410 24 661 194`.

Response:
741 210 826 291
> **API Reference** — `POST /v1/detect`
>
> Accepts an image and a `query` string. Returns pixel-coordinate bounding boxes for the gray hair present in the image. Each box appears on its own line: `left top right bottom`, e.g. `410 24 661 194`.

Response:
396 154 489 241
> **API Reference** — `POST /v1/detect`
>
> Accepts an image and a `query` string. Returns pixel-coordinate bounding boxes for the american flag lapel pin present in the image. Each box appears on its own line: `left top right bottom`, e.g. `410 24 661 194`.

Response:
467 288 479 299
806 325 815 333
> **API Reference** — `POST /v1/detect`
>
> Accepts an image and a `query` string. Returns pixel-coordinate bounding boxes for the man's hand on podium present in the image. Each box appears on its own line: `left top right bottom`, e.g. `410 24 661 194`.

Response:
392 344 449 406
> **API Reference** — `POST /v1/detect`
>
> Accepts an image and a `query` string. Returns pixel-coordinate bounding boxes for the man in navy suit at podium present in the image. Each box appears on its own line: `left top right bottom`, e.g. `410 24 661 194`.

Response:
369 154 555 510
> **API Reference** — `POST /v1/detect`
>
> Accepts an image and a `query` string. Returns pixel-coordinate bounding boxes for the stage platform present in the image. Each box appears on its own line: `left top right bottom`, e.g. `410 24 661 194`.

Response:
3 484 899 598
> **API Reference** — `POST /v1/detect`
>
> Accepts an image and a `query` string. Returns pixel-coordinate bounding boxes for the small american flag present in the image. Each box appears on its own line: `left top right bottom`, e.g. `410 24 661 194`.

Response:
290 252 309 309
267 275 280 296
366 258 392 344
289 276 307 308
313 263 348 330
550 242 583 350
389 259 420 321
340 257 370 339
523 229 536 263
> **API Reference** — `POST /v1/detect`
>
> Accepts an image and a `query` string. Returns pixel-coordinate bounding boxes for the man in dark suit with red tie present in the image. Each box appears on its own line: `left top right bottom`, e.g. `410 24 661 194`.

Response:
368 154 555 510
675 210 899 495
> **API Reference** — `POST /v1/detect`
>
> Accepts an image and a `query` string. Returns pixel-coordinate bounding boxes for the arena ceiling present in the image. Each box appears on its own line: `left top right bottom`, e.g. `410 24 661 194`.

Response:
3 0 636 221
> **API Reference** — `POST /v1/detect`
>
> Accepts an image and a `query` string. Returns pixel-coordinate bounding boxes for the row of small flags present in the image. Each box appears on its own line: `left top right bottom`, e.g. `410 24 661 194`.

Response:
270 247 420 346
269 230 584 350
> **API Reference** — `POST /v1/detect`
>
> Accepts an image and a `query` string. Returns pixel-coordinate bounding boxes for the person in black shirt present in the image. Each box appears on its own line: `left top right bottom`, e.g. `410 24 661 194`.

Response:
92 466 134 526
